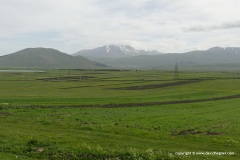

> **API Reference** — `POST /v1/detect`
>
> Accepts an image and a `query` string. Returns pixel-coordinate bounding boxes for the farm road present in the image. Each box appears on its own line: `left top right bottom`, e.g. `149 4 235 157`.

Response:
17 93 240 109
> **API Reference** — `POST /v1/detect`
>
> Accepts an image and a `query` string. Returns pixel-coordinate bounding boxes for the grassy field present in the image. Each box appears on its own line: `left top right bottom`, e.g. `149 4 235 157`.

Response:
0 69 240 159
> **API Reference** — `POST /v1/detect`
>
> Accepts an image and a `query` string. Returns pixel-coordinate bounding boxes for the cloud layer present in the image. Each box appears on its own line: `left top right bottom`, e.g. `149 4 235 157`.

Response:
0 0 240 55
186 21 240 32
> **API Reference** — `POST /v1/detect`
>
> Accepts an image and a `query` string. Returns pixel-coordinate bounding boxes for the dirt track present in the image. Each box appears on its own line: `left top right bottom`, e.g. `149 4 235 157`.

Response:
12 93 240 109
61 81 147 89
114 80 202 90
99 94 240 108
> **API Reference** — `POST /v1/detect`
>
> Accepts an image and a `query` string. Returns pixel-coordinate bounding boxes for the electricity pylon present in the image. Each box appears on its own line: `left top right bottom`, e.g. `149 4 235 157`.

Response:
173 63 179 79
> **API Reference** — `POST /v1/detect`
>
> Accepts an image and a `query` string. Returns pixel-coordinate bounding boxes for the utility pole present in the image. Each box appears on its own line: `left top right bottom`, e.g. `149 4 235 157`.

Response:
68 70 70 77
173 63 179 80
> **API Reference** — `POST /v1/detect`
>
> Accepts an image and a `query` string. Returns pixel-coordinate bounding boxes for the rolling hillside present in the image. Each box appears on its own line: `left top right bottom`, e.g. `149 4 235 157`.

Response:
0 48 107 69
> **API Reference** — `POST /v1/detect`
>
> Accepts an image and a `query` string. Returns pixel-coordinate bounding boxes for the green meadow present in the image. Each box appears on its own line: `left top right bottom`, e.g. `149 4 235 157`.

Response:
0 69 240 159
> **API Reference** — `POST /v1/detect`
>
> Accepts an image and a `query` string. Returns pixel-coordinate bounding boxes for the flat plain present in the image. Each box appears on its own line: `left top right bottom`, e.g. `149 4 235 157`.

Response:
0 69 240 159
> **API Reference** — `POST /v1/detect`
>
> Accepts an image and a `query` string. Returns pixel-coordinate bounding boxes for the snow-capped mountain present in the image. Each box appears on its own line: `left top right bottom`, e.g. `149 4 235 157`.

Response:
73 45 161 58
205 47 240 55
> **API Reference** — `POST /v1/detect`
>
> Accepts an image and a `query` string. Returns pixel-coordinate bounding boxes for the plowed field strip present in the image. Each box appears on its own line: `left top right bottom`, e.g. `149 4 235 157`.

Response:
12 94 240 109
113 80 202 90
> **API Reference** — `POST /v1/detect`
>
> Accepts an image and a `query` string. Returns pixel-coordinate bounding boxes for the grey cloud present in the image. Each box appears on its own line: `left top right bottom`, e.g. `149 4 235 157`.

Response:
186 21 240 32
1 0 240 55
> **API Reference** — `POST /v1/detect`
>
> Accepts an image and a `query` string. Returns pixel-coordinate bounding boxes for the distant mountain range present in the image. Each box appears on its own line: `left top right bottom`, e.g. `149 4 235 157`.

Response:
73 45 161 58
1 46 240 70
73 46 240 70
0 48 107 69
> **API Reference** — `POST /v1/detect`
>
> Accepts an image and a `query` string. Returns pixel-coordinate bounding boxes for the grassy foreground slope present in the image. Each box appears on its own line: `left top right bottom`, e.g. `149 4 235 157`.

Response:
0 70 240 159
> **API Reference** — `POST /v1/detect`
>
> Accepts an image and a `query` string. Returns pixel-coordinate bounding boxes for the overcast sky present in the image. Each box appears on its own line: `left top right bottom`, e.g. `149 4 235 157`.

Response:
0 0 240 55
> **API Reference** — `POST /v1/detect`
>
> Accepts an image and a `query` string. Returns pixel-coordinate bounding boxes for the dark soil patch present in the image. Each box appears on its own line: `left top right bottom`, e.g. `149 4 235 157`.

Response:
81 122 97 125
206 131 222 135
0 112 12 116
61 81 146 89
84 72 106 75
37 76 95 81
113 80 201 90
61 85 103 89
171 129 222 136
172 129 203 136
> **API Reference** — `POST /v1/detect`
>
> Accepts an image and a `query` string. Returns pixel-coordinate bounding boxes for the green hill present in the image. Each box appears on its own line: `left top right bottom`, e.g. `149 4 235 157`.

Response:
0 48 107 69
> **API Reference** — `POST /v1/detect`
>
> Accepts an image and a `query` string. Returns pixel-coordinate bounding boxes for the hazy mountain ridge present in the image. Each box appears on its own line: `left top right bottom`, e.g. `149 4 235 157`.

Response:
0 48 107 69
75 46 240 69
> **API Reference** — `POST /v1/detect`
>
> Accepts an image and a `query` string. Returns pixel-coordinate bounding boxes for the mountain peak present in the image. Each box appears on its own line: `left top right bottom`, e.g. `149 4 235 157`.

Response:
16 47 62 53
73 44 162 58
73 44 141 58
205 47 240 55
207 46 224 51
